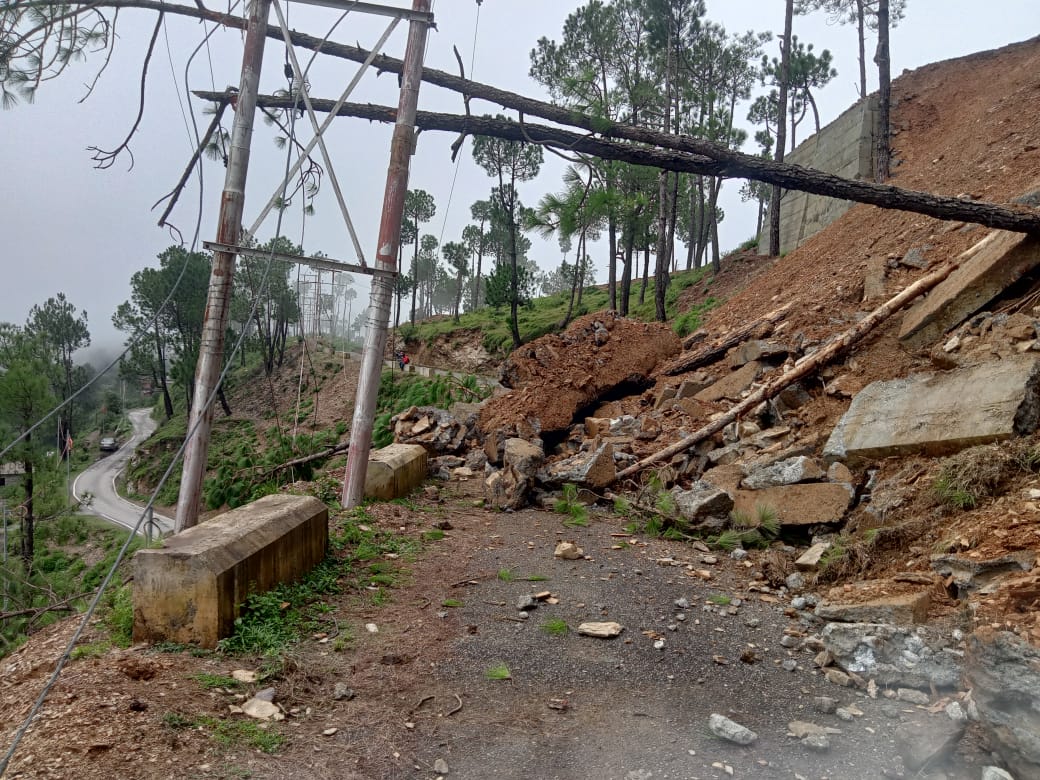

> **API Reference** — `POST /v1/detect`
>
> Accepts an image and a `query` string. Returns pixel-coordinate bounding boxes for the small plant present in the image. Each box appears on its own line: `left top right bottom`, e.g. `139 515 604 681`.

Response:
729 509 754 529
612 496 632 516
707 593 732 606
105 584 134 648
70 641 111 660
710 529 743 552
485 662 512 681
755 504 780 538
162 712 193 730
194 673 241 690
540 618 569 636
441 598 463 608
422 529 446 542
818 536 848 573
497 568 516 582
523 574 549 582
933 474 977 510
554 483 589 526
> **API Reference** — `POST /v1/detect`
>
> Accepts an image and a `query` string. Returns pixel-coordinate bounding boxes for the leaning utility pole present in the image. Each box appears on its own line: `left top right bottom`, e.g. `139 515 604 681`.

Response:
175 0 271 532
342 0 432 508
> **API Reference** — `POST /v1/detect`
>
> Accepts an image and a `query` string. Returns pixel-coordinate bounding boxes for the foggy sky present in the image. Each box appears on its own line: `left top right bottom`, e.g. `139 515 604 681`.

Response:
1 0 1037 353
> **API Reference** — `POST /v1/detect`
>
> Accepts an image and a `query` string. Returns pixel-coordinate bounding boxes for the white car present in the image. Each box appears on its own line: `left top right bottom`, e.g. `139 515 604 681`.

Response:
99 437 118 452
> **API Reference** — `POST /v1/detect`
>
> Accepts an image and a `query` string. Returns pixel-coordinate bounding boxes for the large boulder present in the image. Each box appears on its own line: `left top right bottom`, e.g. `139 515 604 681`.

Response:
671 480 734 523
479 313 680 440
741 455 825 489
543 440 616 489
823 356 1040 462
484 438 544 510
964 630 1040 779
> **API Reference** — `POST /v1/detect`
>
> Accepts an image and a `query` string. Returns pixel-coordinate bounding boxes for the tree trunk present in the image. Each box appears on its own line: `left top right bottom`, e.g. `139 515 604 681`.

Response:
608 217 618 311
562 231 582 328
204 96 1040 235
639 245 650 306
619 241 633 316
685 180 696 270
409 227 419 324
875 0 892 182
769 0 794 257
667 172 680 273
856 0 867 98
217 385 232 417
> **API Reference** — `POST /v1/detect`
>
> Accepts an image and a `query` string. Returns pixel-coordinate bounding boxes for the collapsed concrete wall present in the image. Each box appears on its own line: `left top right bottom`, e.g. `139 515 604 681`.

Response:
759 96 879 255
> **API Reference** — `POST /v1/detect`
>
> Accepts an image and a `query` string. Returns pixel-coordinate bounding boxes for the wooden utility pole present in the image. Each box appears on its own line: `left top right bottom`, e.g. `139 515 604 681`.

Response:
341 0 432 508
175 0 271 532
768 0 794 257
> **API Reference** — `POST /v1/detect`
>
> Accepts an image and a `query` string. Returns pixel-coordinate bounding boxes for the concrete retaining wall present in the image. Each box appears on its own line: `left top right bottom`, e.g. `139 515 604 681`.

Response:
759 96 878 255
132 494 328 648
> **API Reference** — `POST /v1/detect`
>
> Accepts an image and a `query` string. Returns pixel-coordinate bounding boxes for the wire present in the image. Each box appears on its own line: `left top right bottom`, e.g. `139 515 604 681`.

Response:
436 0 480 247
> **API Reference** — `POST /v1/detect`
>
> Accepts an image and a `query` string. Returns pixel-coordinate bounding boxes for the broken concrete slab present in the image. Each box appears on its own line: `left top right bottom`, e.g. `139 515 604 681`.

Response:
364 443 429 501
133 495 328 647
796 542 833 571
741 455 825 490
731 482 853 527
823 356 1040 462
814 591 931 625
694 361 763 403
900 229 1040 349
820 622 961 689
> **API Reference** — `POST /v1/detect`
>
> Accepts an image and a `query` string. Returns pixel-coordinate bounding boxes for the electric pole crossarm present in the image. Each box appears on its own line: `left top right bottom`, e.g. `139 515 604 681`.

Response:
290 0 432 23
203 241 398 278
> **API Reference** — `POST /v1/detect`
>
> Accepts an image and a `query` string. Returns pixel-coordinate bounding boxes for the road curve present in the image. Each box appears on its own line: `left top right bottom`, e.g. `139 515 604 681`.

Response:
72 408 174 537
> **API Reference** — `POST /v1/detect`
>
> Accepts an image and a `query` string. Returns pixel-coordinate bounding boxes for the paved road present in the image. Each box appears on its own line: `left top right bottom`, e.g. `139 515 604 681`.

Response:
72 408 174 537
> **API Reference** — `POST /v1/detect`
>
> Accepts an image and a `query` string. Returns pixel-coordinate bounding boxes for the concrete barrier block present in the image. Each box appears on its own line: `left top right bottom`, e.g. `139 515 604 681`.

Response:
132 494 328 648
364 443 428 500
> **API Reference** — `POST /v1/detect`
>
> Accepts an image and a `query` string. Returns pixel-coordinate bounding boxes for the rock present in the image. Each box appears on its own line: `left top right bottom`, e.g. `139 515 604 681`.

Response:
516 595 536 611
577 621 624 638
654 385 678 410
787 721 841 738
544 440 615 488
791 596 807 610
981 768 1015 780
231 670 257 683
814 592 931 625
782 659 798 672
393 405 477 455
741 456 825 489
785 573 806 592
895 713 965 772
821 622 961 689
433 758 450 775
708 714 758 745
554 541 583 560
835 708 855 721
814 697 839 714
730 340 789 368
796 542 833 571
827 462 854 484
945 701 967 723
930 551 1036 597
964 631 1040 779
676 373 713 398
897 688 930 705
332 683 355 701
504 438 544 475
801 734 831 751
776 383 812 412
900 227 1040 349
485 438 544 509
825 669 852 687
695 361 763 403
731 483 853 527
241 695 282 721
823 357 1040 463
671 480 734 523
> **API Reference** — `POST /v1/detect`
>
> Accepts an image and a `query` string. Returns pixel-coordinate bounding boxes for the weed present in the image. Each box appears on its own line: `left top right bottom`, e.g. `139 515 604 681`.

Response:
193 716 286 753
707 593 732 606
818 537 848 572
756 505 780 538
105 584 134 648
523 574 549 582
162 712 193 730
540 618 569 636
194 673 241 690
612 496 632 516
422 529 446 542
710 529 743 552
729 509 754 529
485 662 512 681
933 475 977 510
497 568 515 582
441 598 463 608
554 483 589 526
70 641 111 660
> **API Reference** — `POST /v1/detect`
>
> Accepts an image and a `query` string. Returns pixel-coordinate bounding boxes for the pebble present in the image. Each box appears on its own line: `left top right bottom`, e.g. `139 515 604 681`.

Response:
945 701 967 723
708 713 758 745
517 595 536 611
365 623 379 634
433 758 450 775
785 572 806 591
814 697 838 714
332 683 355 701
801 734 831 752
835 708 854 722
730 549 748 561
791 596 807 610
517 611 530 620
745 617 761 629
782 659 798 672
896 688 929 705
780 635 800 649
675 597 690 609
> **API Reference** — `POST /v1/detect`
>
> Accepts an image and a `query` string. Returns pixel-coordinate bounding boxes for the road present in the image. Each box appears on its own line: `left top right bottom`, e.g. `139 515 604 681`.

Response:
72 408 174 537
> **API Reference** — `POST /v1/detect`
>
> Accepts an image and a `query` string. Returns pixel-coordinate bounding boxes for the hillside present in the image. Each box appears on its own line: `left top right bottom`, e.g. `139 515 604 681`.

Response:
3 37 1040 780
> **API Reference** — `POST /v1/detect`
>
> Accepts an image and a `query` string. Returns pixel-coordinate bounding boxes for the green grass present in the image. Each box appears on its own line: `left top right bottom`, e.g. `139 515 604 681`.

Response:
523 574 549 582
441 598 463 608
554 483 589 527
540 618 569 636
497 568 516 582
164 713 285 754
707 593 732 606
485 662 512 681
194 673 241 690
70 641 111 660
421 529 446 542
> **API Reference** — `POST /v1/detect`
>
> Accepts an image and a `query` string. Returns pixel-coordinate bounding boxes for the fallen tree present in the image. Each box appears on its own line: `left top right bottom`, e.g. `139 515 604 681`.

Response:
614 256 965 482
194 91 1040 235
661 303 792 376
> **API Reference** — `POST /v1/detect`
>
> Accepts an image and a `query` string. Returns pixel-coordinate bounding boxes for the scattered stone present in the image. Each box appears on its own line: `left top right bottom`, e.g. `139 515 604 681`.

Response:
790 596 807 610
741 456 825 490
708 714 758 745
433 758 450 775
554 541 584 560
231 670 258 683
826 462 854 484
332 683 355 702
825 669 852 687
577 622 624 639
785 573 806 592
981 768 1015 780
782 660 798 672
930 551 1036 597
801 734 831 752
787 721 841 739
671 480 734 523
945 701 967 723
814 697 838 715
731 482 853 526
897 688 930 705
241 695 282 721
365 623 379 634
780 635 800 649
516 595 537 611
544 440 616 488
731 549 748 561
895 712 966 772
796 542 832 572
835 708 854 722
